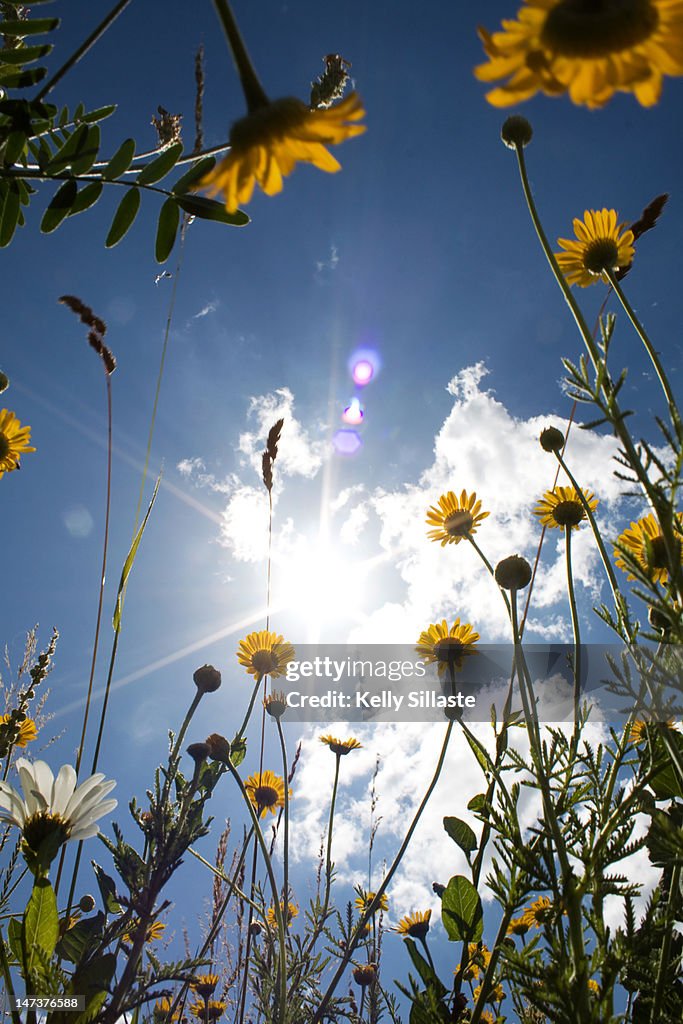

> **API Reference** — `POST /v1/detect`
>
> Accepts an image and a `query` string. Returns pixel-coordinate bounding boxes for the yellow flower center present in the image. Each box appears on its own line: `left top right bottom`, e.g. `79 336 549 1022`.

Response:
551 499 585 527
646 534 668 569
435 639 466 663
0 432 10 460
541 0 658 58
251 650 279 675
444 510 474 537
22 811 70 851
255 785 279 808
583 238 620 274
230 98 305 149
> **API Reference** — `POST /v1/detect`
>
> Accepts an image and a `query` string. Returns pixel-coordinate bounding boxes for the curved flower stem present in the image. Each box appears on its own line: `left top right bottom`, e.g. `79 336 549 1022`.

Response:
419 935 436 972
320 752 341 929
606 270 683 440
34 0 134 101
467 535 511 619
564 526 582 738
211 0 269 112
312 721 454 1024
235 677 263 743
276 719 290 905
225 759 287 1024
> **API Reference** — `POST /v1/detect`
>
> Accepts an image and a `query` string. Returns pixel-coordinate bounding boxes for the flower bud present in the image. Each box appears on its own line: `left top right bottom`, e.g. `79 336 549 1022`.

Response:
249 921 262 937
540 426 565 453
193 664 222 694
187 741 210 764
353 963 377 987
495 555 532 591
0 371 9 394
78 894 96 913
205 733 231 763
501 115 533 150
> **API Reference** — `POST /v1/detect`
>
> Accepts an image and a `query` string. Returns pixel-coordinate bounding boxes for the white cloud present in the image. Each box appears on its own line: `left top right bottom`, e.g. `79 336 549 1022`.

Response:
176 457 237 495
238 388 328 480
340 503 369 546
192 300 218 319
315 243 340 276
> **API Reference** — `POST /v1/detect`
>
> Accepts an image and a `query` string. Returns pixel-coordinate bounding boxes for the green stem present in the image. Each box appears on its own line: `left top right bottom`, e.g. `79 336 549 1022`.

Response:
34 0 135 101
650 863 681 1023
607 270 683 440
0 930 22 1024
467 535 511 618
211 0 269 112
276 720 290 907
225 759 286 1024
235 677 263 743
320 753 341 928
564 526 582 738
312 721 454 1024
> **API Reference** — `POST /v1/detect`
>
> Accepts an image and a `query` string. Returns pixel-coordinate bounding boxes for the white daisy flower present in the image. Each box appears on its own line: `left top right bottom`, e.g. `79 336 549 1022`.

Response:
0 758 117 859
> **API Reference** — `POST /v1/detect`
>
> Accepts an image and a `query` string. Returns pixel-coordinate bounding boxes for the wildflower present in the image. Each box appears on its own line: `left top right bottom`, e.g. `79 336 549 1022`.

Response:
426 490 489 546
0 409 35 479
475 0 683 109
463 942 491 981
474 981 505 1004
244 769 288 818
494 555 532 591
520 895 553 928
198 93 365 213
352 963 377 987
588 979 600 995
395 909 431 940
123 919 166 945
534 485 598 530
266 900 298 928
355 890 389 914
0 714 37 748
189 1000 226 1022
154 998 180 1023
480 1013 496 1024
556 210 635 287
190 973 220 999
320 734 362 755
416 619 479 675
615 512 683 585
237 630 295 681
193 664 222 694
507 915 530 936
629 717 678 744
264 690 288 719
0 759 116 873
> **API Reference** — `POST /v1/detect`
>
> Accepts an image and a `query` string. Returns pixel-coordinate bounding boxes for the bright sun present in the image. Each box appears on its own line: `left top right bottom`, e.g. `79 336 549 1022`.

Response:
276 539 370 641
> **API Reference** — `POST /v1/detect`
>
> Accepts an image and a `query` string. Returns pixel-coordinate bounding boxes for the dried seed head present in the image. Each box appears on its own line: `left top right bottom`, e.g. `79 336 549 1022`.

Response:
501 115 533 149
540 426 565 453
495 554 532 591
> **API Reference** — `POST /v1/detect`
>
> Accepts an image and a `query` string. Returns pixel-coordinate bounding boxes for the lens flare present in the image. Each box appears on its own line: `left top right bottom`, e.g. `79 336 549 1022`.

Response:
333 429 362 456
342 398 364 425
352 360 373 385
349 347 380 387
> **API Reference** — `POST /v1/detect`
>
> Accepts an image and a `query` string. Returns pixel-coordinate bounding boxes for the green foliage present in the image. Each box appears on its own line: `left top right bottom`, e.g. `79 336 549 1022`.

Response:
441 875 483 942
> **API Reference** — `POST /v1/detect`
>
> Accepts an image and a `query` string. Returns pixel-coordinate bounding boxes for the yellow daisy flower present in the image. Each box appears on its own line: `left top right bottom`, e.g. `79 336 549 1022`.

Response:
462 942 491 981
629 717 678 744
244 769 288 818
189 1000 226 1022
534 485 598 530
123 919 165 945
475 0 683 109
394 909 431 939
520 895 553 928
555 210 635 287
416 619 479 675
474 981 505 1004
480 1013 496 1024
0 714 37 748
263 690 288 719
614 512 683 585
506 915 530 936
266 900 298 928
588 979 600 995
153 997 180 1022
426 490 489 546
320 734 362 755
190 973 220 999
355 890 389 914
197 92 366 213
237 630 295 681
0 410 35 479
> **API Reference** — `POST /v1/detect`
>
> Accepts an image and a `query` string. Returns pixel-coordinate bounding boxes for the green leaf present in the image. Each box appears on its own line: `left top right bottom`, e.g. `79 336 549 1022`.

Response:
45 122 89 173
0 65 47 87
230 735 247 767
70 124 100 175
3 130 27 164
92 861 122 914
176 193 249 226
69 181 103 216
105 186 140 248
112 471 161 629
171 155 216 193
404 938 447 997
467 793 486 814
441 875 483 942
40 178 78 233
649 731 683 800
22 878 59 977
443 816 478 857
56 913 105 964
136 141 183 185
0 18 60 36
7 917 22 963
464 729 493 776
82 104 117 124
155 196 179 263
101 137 136 180
0 42 53 64
0 179 21 247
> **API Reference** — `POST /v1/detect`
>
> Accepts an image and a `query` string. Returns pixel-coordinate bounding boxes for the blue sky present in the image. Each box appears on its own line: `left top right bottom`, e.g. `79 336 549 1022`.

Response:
2 0 683 1010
